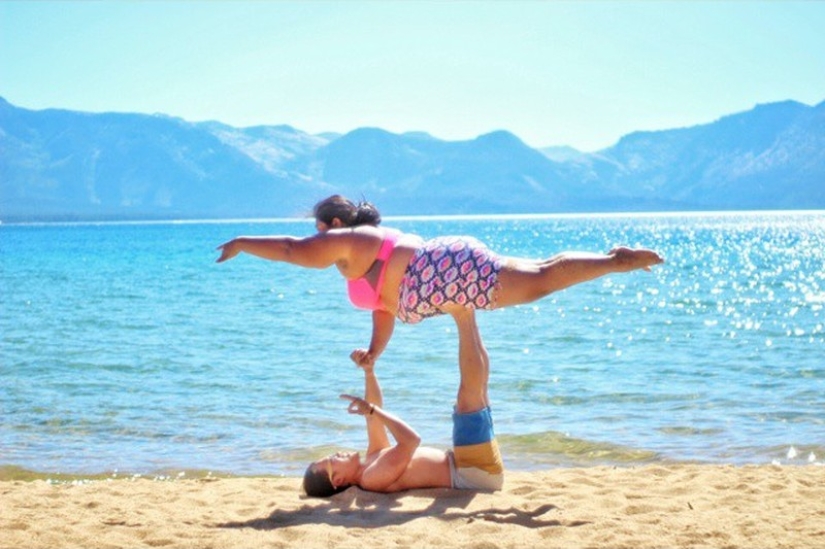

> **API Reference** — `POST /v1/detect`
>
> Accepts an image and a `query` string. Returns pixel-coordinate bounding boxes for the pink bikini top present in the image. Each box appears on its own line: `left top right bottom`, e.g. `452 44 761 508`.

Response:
347 231 400 311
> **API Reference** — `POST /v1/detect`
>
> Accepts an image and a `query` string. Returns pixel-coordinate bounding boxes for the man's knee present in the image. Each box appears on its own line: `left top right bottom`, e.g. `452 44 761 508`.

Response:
455 384 487 414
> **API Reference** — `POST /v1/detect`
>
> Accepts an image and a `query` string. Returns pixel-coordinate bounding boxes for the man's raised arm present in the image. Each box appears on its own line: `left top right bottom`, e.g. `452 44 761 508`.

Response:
339 392 421 492
348 355 391 454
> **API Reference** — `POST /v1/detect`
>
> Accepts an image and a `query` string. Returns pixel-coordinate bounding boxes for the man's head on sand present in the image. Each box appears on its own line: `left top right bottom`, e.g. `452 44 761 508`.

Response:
302 451 359 498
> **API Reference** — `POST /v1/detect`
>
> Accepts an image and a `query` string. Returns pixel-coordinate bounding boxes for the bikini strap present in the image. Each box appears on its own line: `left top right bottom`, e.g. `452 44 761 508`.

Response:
375 231 399 261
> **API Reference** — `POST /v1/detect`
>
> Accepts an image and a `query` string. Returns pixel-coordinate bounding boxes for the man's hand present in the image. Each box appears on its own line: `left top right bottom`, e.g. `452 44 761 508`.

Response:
350 348 376 369
340 394 375 416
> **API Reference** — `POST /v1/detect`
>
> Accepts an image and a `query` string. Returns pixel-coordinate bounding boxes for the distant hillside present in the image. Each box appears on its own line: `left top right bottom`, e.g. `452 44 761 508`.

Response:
1 96 823 222
594 100 825 211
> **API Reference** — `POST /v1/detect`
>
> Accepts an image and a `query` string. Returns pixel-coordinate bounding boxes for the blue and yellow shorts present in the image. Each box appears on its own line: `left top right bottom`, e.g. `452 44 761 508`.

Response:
448 406 504 490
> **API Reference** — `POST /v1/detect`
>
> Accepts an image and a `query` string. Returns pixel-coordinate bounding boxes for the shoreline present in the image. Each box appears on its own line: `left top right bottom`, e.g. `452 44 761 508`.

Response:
3 454 821 484
3 444 822 483
2 463 823 548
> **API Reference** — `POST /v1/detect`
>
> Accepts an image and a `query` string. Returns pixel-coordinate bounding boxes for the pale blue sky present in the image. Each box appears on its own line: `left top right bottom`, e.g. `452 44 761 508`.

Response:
2 1 823 151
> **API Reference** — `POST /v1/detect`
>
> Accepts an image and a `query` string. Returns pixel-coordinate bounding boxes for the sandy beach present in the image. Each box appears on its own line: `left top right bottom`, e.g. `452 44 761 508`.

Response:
2 463 823 548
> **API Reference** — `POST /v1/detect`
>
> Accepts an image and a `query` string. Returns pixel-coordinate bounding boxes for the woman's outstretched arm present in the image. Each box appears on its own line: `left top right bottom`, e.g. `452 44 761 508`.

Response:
215 232 353 269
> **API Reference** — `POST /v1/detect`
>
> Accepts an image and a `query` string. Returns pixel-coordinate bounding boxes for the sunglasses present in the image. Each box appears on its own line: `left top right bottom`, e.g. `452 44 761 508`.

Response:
325 459 334 487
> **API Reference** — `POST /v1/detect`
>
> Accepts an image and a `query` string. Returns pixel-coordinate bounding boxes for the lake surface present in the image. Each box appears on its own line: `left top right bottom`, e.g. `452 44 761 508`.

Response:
1 211 823 476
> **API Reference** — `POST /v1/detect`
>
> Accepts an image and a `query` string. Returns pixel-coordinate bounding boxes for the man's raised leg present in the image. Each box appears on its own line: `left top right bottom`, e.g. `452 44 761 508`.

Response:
449 307 489 414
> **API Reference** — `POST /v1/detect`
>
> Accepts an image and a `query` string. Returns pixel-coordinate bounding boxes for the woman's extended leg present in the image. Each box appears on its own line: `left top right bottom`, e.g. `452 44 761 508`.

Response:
495 246 663 308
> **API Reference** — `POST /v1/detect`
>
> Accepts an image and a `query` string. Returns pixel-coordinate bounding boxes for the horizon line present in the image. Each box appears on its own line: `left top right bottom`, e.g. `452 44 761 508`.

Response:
2 209 823 228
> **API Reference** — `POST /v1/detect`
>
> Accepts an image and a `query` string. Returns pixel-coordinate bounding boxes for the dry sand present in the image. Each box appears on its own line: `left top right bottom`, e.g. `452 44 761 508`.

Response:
2 464 824 548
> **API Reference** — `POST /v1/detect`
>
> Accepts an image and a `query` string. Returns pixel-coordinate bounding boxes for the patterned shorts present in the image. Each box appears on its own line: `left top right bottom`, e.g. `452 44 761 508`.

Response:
397 236 502 324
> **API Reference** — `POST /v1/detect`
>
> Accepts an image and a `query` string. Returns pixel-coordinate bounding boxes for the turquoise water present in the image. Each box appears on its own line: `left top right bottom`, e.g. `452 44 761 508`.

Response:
1 212 824 476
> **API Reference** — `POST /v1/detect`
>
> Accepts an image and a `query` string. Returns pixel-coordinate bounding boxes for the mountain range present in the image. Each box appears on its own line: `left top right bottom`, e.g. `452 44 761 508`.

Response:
1 96 823 222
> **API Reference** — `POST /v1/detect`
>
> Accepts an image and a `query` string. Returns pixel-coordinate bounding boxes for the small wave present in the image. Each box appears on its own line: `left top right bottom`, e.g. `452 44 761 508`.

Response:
498 431 659 468
657 426 725 436
0 464 242 483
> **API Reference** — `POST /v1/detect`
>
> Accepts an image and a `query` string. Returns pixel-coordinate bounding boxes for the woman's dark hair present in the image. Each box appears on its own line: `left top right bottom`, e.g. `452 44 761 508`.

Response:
313 195 382 227
302 462 349 498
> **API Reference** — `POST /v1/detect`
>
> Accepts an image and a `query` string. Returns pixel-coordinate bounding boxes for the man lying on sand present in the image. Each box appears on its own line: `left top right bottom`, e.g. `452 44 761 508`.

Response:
303 306 504 496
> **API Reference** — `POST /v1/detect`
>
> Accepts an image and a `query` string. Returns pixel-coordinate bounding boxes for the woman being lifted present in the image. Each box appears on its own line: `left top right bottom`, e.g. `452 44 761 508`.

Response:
216 194 663 367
